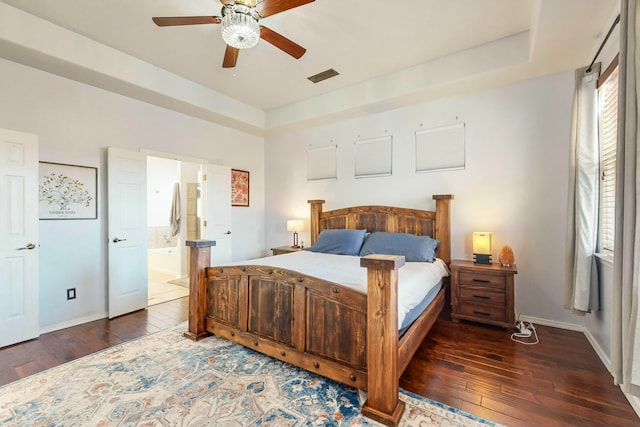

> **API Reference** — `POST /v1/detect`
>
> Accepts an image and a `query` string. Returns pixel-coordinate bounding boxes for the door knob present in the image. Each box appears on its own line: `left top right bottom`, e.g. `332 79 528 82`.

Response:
16 243 36 250
113 238 127 243
225 230 231 235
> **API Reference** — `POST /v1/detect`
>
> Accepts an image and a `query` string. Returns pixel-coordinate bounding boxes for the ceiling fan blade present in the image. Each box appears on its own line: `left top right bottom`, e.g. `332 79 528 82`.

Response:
256 0 315 18
260 26 306 59
223 45 240 68
152 16 222 26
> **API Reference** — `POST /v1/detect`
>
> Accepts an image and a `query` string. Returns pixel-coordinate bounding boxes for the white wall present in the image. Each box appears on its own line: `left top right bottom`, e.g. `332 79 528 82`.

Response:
0 57 266 332
265 70 583 327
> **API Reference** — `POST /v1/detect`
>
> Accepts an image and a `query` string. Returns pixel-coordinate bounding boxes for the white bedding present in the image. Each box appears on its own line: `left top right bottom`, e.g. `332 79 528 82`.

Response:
229 250 449 328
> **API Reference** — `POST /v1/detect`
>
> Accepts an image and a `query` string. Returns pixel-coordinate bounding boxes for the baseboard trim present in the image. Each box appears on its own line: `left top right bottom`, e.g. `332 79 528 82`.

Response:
583 328 612 374
518 315 583 331
39 312 108 335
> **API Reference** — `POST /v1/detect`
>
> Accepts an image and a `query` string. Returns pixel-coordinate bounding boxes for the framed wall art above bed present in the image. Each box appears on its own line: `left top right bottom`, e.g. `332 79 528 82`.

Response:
415 123 465 173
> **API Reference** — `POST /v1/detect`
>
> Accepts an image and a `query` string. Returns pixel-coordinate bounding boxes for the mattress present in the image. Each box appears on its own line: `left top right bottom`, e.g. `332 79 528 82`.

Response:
230 250 449 330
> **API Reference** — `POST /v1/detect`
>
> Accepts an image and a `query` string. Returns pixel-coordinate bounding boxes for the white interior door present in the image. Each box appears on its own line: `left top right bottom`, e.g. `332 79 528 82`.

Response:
107 147 147 318
0 129 39 348
204 164 232 265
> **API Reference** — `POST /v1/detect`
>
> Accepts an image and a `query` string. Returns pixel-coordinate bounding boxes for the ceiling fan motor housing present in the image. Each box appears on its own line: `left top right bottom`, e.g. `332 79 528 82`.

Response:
222 1 261 20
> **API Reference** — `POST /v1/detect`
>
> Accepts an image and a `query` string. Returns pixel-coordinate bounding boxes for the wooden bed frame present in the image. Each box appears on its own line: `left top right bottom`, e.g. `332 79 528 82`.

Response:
184 194 453 426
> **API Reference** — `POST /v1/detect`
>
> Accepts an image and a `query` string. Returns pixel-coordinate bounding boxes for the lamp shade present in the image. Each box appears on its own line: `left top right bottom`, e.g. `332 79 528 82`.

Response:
472 232 492 255
287 220 304 232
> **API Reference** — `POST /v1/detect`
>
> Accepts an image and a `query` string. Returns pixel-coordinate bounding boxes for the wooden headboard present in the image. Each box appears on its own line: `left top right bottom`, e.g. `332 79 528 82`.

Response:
308 194 454 265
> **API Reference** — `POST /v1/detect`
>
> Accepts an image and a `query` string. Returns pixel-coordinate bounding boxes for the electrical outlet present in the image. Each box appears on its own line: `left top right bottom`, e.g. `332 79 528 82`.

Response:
67 288 76 300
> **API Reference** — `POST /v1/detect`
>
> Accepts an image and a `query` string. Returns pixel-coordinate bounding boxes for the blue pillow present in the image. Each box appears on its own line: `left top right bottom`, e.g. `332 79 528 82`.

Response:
305 229 367 256
358 232 440 262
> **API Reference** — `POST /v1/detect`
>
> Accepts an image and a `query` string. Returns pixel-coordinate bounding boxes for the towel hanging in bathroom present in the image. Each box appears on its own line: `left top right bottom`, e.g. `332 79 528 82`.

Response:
170 182 181 237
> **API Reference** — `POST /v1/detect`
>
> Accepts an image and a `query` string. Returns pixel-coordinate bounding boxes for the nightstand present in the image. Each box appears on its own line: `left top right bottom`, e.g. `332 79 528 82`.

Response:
449 260 517 329
271 246 302 255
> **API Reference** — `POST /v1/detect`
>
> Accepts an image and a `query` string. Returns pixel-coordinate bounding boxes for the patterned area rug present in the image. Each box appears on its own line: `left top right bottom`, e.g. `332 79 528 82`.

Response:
0 324 501 426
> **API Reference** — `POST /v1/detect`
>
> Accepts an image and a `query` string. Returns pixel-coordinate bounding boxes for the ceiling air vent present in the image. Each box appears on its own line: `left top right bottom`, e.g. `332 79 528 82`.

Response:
307 68 339 84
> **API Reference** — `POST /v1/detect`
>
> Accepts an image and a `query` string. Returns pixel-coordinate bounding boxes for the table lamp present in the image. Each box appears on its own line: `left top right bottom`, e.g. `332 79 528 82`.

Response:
473 232 492 264
287 220 303 248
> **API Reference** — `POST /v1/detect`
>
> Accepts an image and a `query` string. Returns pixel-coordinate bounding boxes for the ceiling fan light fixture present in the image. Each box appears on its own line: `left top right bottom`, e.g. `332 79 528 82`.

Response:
221 12 260 49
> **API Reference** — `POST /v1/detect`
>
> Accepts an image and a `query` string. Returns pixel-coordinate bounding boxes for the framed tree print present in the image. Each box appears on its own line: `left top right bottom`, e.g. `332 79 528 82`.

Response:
231 169 249 207
39 162 97 219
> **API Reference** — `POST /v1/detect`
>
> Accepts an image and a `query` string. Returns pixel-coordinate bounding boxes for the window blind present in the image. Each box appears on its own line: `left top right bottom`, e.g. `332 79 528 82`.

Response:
597 65 618 252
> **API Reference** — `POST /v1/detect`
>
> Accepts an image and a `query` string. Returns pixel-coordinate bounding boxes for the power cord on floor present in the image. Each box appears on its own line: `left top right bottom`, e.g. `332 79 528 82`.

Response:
511 319 539 345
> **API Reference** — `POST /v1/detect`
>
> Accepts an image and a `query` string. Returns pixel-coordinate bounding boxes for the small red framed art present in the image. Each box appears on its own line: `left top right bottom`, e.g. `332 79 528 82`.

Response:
231 169 249 207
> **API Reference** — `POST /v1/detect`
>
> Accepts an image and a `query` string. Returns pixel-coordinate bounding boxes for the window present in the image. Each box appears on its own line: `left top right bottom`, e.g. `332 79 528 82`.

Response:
597 55 619 253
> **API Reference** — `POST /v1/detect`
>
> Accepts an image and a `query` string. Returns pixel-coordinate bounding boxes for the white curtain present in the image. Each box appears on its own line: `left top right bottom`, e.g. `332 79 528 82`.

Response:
612 0 640 395
565 63 601 314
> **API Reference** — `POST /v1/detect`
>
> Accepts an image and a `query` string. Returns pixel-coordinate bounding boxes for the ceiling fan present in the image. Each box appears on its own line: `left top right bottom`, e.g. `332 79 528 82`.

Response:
152 0 314 68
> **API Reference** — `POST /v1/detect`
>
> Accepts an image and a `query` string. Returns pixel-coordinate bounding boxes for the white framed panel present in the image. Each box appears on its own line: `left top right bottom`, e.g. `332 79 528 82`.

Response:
415 123 465 173
307 144 337 181
354 136 392 178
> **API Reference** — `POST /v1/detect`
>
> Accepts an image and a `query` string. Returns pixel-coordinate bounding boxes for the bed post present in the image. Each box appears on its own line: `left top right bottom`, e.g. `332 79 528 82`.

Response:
433 194 453 265
184 240 216 341
360 254 406 426
308 199 325 245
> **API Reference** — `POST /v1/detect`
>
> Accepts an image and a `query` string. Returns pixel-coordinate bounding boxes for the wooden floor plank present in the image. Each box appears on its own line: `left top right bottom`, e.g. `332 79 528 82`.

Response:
461 400 528 427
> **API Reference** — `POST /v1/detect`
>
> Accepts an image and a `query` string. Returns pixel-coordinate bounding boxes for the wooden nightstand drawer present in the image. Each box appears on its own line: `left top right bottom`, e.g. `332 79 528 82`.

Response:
459 271 505 290
458 302 506 323
459 287 506 305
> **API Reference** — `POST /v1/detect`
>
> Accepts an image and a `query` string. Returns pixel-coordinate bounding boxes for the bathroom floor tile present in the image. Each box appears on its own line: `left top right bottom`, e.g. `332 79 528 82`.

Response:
148 280 189 306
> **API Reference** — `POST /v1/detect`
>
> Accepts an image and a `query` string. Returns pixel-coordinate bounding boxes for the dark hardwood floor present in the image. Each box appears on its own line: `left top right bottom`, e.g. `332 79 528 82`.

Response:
0 297 188 386
402 313 640 427
1 297 638 426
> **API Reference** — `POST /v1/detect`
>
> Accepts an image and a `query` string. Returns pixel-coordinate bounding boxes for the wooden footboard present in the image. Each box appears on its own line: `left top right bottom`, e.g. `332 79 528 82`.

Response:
204 262 370 389
185 242 410 425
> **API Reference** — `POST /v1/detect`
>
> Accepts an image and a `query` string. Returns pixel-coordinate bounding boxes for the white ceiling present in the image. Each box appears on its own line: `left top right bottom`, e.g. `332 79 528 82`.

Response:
0 0 620 134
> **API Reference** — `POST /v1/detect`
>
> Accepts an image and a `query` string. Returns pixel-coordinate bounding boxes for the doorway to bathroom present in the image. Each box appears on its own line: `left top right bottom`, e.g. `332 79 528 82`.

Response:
146 156 201 306
107 148 232 317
